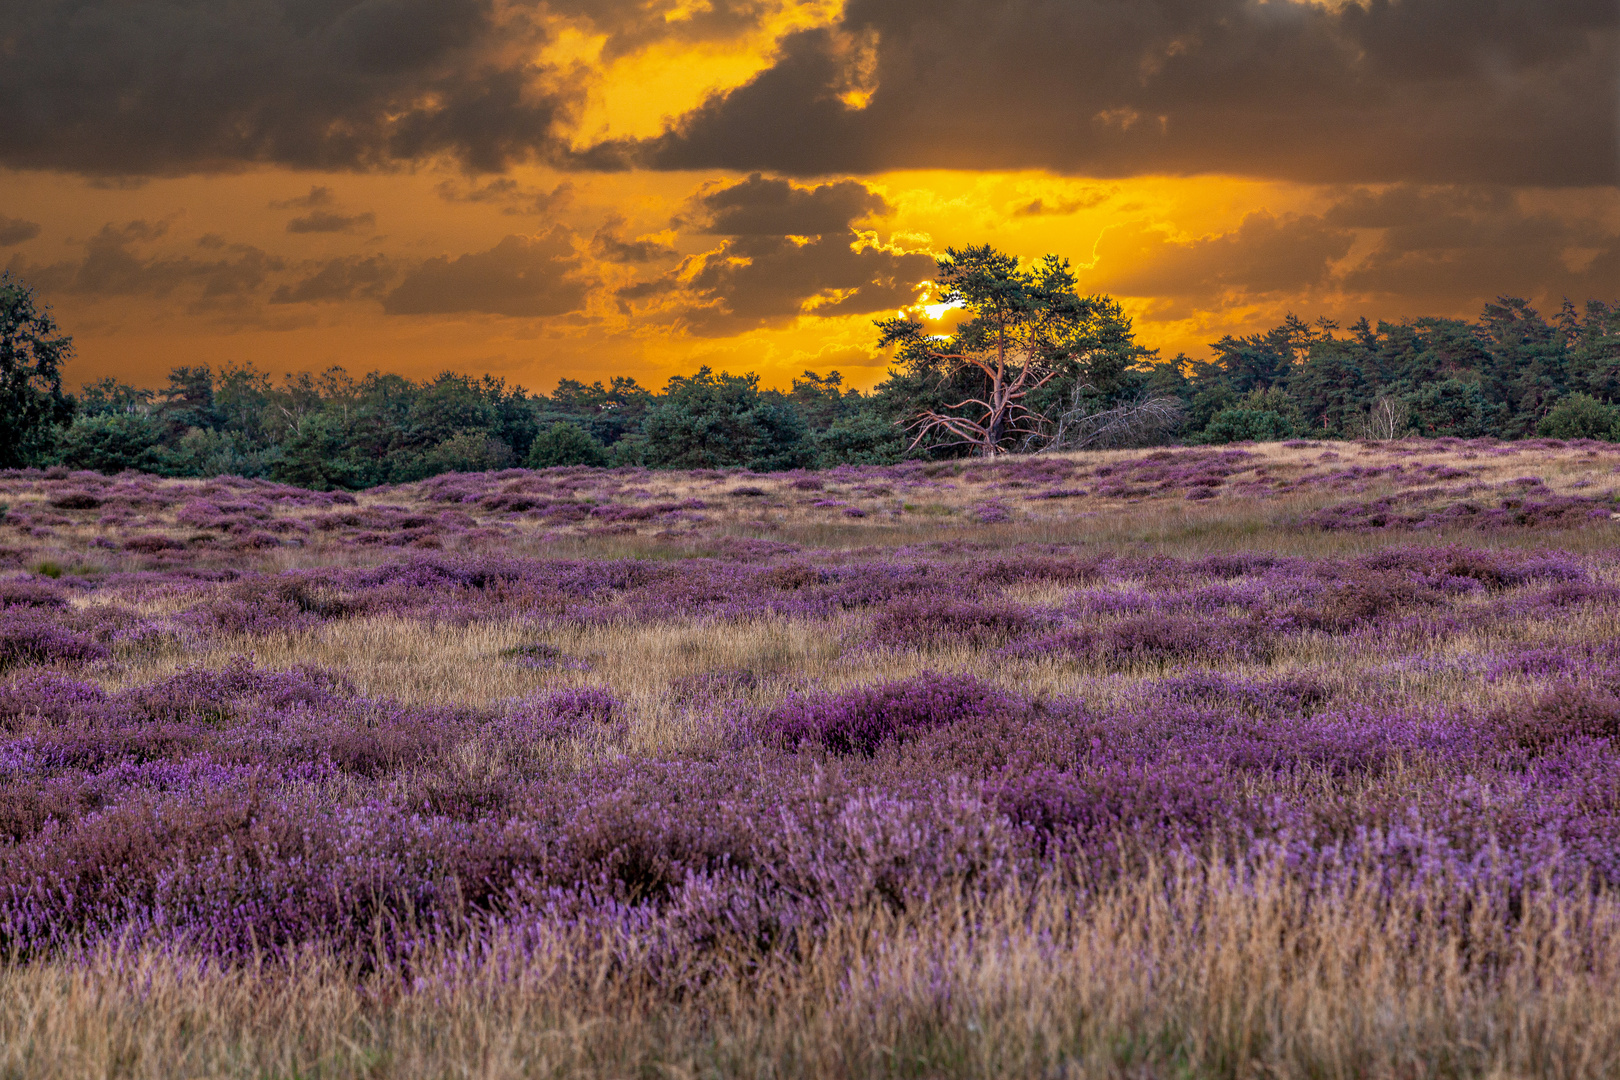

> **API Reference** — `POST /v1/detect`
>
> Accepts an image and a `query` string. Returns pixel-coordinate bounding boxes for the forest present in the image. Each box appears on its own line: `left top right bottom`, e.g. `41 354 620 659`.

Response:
4 251 1619 488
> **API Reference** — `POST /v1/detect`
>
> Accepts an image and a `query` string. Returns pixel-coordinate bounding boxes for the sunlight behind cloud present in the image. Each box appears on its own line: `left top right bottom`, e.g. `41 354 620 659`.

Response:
544 0 848 146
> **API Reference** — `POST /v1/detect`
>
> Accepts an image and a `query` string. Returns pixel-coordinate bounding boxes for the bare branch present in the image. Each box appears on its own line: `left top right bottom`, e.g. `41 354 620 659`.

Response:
1023 390 1186 453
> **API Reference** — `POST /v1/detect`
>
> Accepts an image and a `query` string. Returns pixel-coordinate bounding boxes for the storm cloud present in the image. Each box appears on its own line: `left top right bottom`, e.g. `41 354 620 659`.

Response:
1083 185 1619 316
617 0 1617 186
622 175 933 336
0 0 572 176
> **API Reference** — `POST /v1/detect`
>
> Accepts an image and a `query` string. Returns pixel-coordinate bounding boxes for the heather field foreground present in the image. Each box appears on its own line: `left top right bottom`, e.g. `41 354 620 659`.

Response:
5 438 1620 1077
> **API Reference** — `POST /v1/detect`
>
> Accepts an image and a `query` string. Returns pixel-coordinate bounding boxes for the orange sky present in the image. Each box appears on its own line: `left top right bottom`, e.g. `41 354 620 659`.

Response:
1 0 1614 395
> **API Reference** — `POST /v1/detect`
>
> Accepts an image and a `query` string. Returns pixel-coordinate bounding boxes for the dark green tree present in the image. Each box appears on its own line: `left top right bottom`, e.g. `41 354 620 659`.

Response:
56 413 166 473
527 421 609 467
1408 378 1495 437
157 366 222 437
1538 394 1619 440
270 413 366 490
640 367 813 471
0 273 75 467
875 245 1129 455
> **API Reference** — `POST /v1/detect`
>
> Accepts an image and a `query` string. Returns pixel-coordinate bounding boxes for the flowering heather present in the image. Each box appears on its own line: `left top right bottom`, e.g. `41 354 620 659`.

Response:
1 442 1620 1074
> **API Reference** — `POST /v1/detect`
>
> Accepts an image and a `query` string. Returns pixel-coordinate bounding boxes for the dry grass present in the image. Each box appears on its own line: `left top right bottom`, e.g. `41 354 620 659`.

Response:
11 439 1620 574
3 863 1617 1079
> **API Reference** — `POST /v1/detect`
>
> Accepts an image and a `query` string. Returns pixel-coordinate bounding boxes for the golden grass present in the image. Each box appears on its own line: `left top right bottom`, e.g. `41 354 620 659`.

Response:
3 862 1617 1079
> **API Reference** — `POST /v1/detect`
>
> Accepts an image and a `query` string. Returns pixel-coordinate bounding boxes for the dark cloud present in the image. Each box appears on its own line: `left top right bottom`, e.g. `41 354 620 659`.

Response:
623 175 931 335
270 186 336 210
270 255 396 303
434 177 574 216
8 220 283 301
1092 211 1355 301
542 0 804 62
695 173 888 235
1011 188 1115 217
591 220 676 263
0 0 573 175
1082 185 1618 317
287 210 377 233
383 226 590 316
0 216 41 246
1328 185 1620 309
610 0 1617 186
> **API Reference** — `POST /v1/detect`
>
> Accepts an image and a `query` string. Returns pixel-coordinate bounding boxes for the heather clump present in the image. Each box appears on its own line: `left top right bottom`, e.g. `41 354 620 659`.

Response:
763 674 1023 755
1008 613 1275 668
0 611 108 670
1148 671 1333 716
0 580 67 608
1496 685 1620 752
869 597 1046 650
501 686 624 742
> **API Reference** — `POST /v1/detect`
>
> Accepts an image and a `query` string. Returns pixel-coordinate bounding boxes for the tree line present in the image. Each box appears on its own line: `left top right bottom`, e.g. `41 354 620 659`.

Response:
2 256 1617 487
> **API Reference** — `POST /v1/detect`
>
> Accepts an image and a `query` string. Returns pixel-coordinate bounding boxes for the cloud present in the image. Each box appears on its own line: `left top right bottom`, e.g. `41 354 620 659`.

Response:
622 174 932 335
1092 211 1356 301
611 0 1616 186
383 226 590 316
0 0 574 176
287 210 378 233
271 255 396 303
0 217 41 246
1326 185 1620 308
270 186 336 210
591 220 677 263
1080 185 1619 317
695 173 888 235
1011 188 1115 217
8 220 283 301
434 177 574 215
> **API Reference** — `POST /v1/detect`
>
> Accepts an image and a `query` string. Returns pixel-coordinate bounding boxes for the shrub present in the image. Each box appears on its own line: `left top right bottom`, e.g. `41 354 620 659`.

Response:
1497 685 1620 751
527 422 608 468
0 612 109 670
1196 407 1295 444
870 598 1044 650
1538 394 1620 441
763 674 1022 755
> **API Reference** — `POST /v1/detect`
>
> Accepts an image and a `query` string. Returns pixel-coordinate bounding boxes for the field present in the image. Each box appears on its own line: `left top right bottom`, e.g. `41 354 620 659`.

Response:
3 436 1620 1078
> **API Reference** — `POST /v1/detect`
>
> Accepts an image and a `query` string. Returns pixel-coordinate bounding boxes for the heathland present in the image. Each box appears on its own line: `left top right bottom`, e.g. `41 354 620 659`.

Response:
2 437 1620 1077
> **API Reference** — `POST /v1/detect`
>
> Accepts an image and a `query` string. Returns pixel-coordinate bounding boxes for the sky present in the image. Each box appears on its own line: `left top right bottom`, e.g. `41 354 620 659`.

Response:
1 0 1616 395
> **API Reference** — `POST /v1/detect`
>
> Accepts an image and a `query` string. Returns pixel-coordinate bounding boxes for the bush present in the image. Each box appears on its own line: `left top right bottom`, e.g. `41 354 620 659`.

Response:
763 674 1022 755
1197 408 1295 444
395 431 515 480
1538 394 1620 441
55 413 167 473
527 421 608 468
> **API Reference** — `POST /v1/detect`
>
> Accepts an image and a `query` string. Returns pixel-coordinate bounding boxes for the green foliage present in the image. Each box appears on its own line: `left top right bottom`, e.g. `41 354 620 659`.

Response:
0 273 75 467
155 428 273 478
788 370 858 429
1407 378 1495 438
527 422 609 468
640 368 814 471
395 430 516 480
873 245 1147 455
814 410 909 465
542 376 653 447
1195 406 1297 444
1538 394 1620 441
269 414 365 491
56 413 168 474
